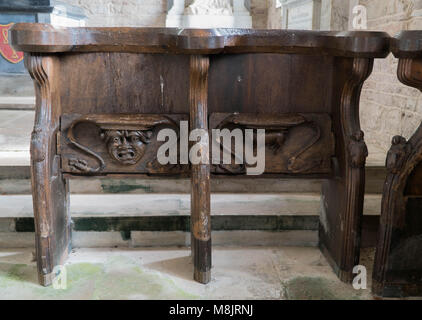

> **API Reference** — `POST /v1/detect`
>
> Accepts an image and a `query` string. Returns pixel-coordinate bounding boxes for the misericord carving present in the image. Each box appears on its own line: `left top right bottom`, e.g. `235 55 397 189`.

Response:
212 113 323 174
101 129 153 165
65 114 178 174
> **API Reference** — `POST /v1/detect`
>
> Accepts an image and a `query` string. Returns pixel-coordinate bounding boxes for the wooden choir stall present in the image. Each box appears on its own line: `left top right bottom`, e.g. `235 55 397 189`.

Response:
10 24 390 286
373 31 422 298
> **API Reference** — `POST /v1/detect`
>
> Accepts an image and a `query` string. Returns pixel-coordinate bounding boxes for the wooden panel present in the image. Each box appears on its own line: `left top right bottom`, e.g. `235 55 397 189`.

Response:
58 53 190 115
209 112 334 175
59 113 189 175
59 53 335 116
208 54 333 114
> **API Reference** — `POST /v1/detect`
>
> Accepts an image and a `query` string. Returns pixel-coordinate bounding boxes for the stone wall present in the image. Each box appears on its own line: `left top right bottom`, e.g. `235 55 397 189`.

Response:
250 0 269 28
359 0 422 164
62 0 268 28
320 0 349 31
62 0 168 27
267 0 350 31
267 0 283 29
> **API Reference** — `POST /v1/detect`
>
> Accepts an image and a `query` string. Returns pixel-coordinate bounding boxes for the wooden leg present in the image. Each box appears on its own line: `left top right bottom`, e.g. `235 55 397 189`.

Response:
320 58 373 283
189 55 211 284
26 54 71 286
320 164 366 282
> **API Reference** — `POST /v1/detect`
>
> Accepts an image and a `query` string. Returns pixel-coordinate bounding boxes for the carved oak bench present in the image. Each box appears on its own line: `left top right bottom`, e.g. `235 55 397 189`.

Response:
10 23 390 286
373 31 422 298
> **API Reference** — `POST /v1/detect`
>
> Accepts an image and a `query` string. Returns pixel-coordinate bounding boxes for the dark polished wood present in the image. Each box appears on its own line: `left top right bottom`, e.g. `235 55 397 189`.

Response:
25 53 71 286
11 23 390 286
373 33 422 297
10 24 390 56
209 113 334 175
320 57 372 282
189 55 211 283
59 113 189 174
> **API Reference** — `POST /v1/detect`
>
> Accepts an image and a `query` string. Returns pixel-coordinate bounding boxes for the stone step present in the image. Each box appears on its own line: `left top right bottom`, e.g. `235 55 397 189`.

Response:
2 215 320 232
0 230 319 248
0 218 379 248
0 193 381 218
0 75 35 110
0 165 386 194
0 98 35 110
0 218 379 247
0 110 33 166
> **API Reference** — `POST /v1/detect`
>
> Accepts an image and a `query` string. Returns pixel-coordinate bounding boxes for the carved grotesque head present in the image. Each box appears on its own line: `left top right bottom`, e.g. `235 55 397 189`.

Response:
392 135 407 146
386 135 408 173
101 130 152 165
352 130 365 142
349 130 368 168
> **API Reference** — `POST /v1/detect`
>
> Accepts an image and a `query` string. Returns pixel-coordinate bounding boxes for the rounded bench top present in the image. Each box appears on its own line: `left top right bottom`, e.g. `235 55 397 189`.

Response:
10 23 390 58
391 31 422 58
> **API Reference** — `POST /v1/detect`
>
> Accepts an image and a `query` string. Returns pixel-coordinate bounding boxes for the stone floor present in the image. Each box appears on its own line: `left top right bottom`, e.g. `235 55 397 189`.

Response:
0 246 377 300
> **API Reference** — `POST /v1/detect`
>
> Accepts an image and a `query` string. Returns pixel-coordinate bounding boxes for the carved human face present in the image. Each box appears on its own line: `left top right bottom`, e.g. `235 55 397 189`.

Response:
102 130 151 165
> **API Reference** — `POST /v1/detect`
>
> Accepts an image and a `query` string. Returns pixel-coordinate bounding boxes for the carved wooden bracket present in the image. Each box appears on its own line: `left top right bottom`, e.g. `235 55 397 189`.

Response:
60 114 188 175
209 113 334 175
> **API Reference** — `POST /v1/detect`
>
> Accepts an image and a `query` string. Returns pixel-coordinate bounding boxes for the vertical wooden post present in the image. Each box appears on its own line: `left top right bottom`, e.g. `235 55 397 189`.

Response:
26 54 71 286
320 58 372 283
189 55 211 284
